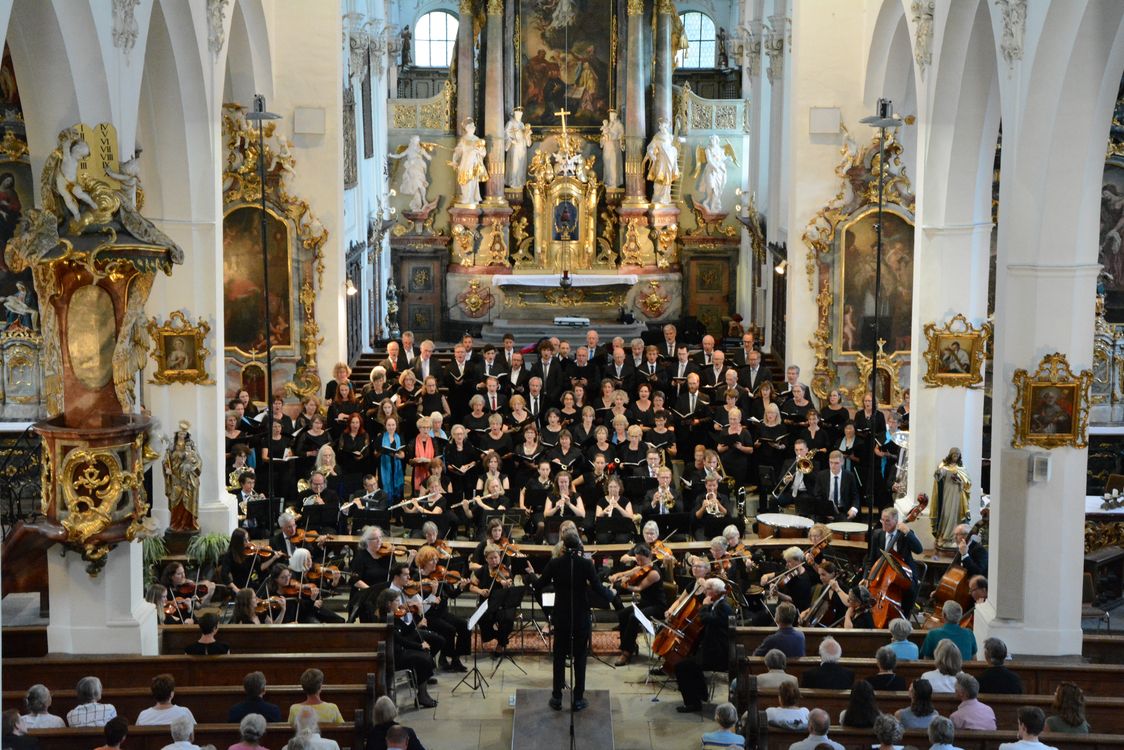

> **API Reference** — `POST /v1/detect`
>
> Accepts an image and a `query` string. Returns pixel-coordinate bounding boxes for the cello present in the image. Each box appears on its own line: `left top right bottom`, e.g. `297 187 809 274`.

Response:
924 512 988 628
864 548 914 628
652 580 705 677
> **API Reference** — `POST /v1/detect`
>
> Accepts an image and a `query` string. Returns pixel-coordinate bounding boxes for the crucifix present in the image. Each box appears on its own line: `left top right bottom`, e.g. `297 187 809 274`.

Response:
554 108 571 138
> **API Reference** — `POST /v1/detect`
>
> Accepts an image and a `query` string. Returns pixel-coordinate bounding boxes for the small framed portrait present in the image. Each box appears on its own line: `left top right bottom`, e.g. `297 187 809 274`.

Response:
922 314 992 388
1012 352 1092 449
148 311 214 385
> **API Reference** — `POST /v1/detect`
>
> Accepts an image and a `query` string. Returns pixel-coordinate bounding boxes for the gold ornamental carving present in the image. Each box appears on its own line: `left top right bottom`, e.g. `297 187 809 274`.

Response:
844 340 905 410
516 287 626 310
147 311 214 386
637 280 670 318
809 283 836 403
0 128 28 160
652 223 678 269
456 279 496 318
487 0 503 14
627 0 645 16
921 313 992 389
620 217 643 265
1011 352 1092 450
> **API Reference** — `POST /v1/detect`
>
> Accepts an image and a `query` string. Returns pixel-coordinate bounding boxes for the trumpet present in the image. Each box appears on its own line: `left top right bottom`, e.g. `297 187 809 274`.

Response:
704 491 725 517
653 486 675 510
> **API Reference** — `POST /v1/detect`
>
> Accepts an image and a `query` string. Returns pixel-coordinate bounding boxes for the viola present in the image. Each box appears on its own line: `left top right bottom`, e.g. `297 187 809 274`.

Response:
401 579 424 597
711 556 731 573
255 595 287 616
492 564 512 583
175 581 209 597
499 537 527 559
375 541 407 558
650 540 675 563
433 539 454 560
625 564 654 587
430 566 463 585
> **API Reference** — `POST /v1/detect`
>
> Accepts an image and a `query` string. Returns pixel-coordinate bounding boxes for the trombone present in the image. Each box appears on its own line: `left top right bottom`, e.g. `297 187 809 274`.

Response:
768 448 823 503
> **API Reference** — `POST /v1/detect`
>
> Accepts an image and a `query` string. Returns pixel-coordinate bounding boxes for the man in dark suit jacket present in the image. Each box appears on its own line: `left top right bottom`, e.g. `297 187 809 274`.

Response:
738 349 773 394
699 350 731 394
499 333 518 371
569 346 601 391
663 344 700 399
813 451 861 522
952 523 988 577
690 334 718 367
603 348 635 394
412 340 444 384
730 331 763 367
297 471 342 533
660 323 679 361
674 373 711 454
397 331 418 370
866 506 924 619
532 532 613 711
675 577 734 711
472 345 507 385
529 342 565 407
800 637 855 690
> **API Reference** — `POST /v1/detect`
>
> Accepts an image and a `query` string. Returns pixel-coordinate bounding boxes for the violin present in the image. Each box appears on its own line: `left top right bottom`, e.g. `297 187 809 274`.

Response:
433 539 454 560
255 595 287 617
175 581 209 597
711 556 731 573
375 541 407 558
493 563 512 583
244 543 276 558
650 540 675 564
392 604 410 619
430 565 463 585
164 597 192 617
307 562 341 586
499 537 527 559
288 528 320 544
279 582 320 599
625 564 655 587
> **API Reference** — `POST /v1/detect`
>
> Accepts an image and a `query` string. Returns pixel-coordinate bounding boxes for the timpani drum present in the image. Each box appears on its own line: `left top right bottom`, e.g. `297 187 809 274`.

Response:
756 513 814 539
827 521 869 542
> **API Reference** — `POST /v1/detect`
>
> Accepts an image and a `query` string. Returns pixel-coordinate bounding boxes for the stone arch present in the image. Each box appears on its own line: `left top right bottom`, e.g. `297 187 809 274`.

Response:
863 0 917 175
225 0 273 105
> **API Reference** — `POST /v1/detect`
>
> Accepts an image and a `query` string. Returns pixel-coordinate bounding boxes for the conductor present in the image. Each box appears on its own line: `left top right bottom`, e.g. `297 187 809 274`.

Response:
533 530 613 712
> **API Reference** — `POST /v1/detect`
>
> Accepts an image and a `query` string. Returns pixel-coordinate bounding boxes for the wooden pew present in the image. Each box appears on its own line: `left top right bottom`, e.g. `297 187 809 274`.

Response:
28 715 363 750
159 622 390 656
2 625 48 658
3 676 377 727
2 650 390 698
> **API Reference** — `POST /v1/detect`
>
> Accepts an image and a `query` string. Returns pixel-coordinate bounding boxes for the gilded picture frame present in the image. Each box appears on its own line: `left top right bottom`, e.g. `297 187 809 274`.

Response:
1011 352 1092 449
147 311 214 385
922 313 992 388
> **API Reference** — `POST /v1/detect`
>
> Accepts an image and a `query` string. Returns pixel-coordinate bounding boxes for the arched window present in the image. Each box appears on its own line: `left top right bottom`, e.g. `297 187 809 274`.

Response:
675 11 716 69
415 10 458 68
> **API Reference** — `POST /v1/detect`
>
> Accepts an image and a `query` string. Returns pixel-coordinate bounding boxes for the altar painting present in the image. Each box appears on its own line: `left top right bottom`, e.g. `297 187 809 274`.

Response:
518 0 615 128
838 207 914 356
552 199 579 241
1099 159 1124 295
222 205 293 355
0 161 35 331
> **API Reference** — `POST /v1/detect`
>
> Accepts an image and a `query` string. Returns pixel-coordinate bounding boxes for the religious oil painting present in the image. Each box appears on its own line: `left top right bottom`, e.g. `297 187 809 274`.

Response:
553 199 579 241
222 205 293 356
921 314 991 388
0 161 35 332
1098 159 1124 321
1011 352 1092 449
518 0 616 128
838 208 914 355
1027 383 1077 438
148 311 214 386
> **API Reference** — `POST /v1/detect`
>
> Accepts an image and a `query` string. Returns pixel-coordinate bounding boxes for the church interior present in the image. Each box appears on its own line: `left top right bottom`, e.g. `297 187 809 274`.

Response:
3 0 1124 748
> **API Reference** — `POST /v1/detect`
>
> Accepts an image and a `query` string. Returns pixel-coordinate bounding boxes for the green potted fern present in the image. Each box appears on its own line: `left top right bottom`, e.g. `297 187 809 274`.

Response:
141 534 168 592
185 532 229 580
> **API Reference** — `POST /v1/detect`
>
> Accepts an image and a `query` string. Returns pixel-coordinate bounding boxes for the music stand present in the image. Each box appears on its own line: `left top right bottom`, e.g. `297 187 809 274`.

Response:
658 511 692 541
624 476 658 505
301 504 340 535
488 585 527 677
402 511 428 538
244 497 276 539
453 600 492 698
346 508 390 536
595 515 637 545
544 515 565 545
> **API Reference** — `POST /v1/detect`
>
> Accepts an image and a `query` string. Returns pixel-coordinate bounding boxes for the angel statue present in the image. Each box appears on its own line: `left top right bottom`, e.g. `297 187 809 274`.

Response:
105 146 143 210
44 128 99 221
388 135 436 212
599 110 625 189
504 108 533 189
644 118 680 206
693 135 737 214
931 447 970 550
449 118 488 207
164 421 203 532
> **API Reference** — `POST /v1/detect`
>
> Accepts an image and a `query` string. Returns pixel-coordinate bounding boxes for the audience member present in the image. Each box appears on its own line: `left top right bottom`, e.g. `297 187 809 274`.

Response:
766 682 809 731
920 640 961 693
800 637 854 690
161 715 202 750
872 714 904 750
999 707 1059 750
229 672 283 724
284 707 340 750
927 716 963 750
753 602 805 658
977 638 1023 695
229 713 268 750
786 708 844 750
1 709 39 750
137 674 197 726
887 618 918 661
757 649 799 691
949 673 996 730
919 601 976 660
867 646 907 691
66 676 118 727
384 726 411 750
365 696 425 750
702 702 746 749
1045 682 1090 734
184 613 231 655
839 680 880 728
93 716 129 750
895 679 939 730
286 669 344 726
19 685 64 729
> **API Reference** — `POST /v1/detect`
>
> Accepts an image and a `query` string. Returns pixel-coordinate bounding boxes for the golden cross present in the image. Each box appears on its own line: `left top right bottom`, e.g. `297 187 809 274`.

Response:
554 108 571 138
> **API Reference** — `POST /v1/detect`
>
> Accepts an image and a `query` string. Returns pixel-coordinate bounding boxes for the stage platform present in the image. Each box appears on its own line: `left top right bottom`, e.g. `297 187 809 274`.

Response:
511 688 614 750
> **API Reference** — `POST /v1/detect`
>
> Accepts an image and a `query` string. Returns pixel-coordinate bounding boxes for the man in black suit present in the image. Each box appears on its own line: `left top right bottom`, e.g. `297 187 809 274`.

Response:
660 323 679 360
473 344 507 385
730 330 762 367
800 636 855 690
412 339 443 384
674 372 711 455
642 466 681 518
499 333 518 371
664 344 700 400
738 349 773 394
443 344 475 421
785 440 819 517
674 577 733 712
699 349 730 394
503 351 530 399
866 506 923 620
813 450 861 522
525 377 546 424
397 330 417 370
530 341 565 407
952 523 988 577
690 334 717 367
380 341 402 376
603 347 635 394
569 345 601 391
297 471 342 533
532 531 613 712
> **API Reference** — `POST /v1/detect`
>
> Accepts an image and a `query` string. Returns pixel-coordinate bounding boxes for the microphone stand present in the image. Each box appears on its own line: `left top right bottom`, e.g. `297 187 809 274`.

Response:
568 547 576 750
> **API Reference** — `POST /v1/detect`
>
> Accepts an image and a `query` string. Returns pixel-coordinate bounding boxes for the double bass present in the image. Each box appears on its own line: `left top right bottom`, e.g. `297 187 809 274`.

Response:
652 580 705 677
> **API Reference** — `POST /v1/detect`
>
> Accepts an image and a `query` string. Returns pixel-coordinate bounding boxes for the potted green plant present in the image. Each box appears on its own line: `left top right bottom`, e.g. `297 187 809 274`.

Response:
185 532 229 580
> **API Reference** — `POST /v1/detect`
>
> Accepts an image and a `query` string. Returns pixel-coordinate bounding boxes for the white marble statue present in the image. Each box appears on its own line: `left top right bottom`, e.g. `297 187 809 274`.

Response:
105 146 143 209
450 118 488 206
694 135 736 214
645 118 680 205
599 110 625 189
388 135 434 212
504 109 533 189
51 129 98 220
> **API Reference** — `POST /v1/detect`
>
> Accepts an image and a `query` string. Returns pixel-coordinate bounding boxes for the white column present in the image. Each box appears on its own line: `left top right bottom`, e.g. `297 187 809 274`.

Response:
47 545 158 655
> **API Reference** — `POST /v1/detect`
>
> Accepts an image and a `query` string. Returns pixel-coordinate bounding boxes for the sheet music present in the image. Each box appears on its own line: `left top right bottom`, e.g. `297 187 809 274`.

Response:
541 592 556 607
633 603 655 636
468 599 490 630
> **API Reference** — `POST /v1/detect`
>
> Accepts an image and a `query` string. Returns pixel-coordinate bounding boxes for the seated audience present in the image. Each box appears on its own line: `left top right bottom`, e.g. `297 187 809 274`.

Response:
920 640 961 693
1045 682 1090 734
800 636 854 690
229 671 282 724
1000 706 1059 750
19 685 64 729
949 673 996 731
1 709 38 750
787 708 844 750
184 612 230 655
927 716 963 750
839 679 881 728
887 618 918 661
366 695 425 750
977 637 1023 695
895 679 939 730
872 714 905 750
919 601 976 661
385 726 412 750
284 706 340 750
702 702 745 749
766 682 809 731
229 713 268 750
753 602 805 658
286 669 344 726
94 716 129 750
867 646 907 691
66 676 118 727
137 674 196 726
162 715 202 750
757 649 799 691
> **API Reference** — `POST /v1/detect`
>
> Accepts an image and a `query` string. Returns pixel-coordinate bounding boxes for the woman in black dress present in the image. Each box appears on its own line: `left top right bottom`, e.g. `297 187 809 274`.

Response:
443 425 477 537
262 419 296 502
820 388 851 446
614 425 649 475
570 405 598 448
629 382 656 430
593 379 616 424
394 370 422 445
218 528 281 595
511 423 543 495
462 395 491 447
418 374 451 421
360 369 390 434
558 391 579 428
547 429 584 485
747 380 778 423
519 459 554 540
585 425 616 469
780 384 815 432
350 525 392 604
594 475 635 544
539 408 565 451
477 413 514 471
335 413 370 498
717 407 754 486
895 388 911 431
504 395 534 436
293 396 322 434
753 402 790 489
798 409 831 471
327 382 360 439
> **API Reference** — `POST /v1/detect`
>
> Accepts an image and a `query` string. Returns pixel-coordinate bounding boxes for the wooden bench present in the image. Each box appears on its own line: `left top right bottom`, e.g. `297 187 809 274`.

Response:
2 650 391 697
27 715 362 750
3 676 377 727
158 622 391 656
